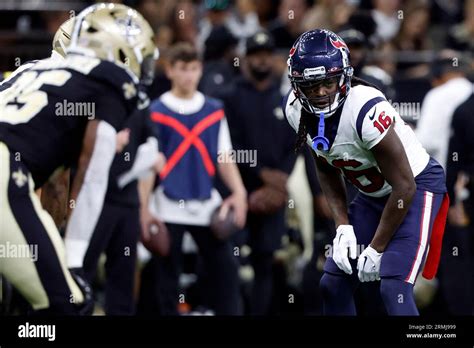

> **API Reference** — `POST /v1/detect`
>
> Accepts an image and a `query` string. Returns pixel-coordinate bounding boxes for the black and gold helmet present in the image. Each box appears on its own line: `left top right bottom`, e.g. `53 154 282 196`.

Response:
68 3 159 84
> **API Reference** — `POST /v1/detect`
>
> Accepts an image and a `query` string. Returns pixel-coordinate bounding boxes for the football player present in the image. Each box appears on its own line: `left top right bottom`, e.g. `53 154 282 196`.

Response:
0 3 158 315
284 29 450 315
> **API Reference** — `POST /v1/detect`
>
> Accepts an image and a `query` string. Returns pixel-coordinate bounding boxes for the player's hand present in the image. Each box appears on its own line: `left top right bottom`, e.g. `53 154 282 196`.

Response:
357 245 383 282
448 204 470 226
154 152 167 174
140 208 161 242
220 190 247 229
248 185 288 215
116 128 130 153
332 225 357 274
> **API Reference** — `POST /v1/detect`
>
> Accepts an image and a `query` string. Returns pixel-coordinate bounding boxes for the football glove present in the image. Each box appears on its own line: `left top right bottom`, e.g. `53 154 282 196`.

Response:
357 245 383 282
332 225 357 274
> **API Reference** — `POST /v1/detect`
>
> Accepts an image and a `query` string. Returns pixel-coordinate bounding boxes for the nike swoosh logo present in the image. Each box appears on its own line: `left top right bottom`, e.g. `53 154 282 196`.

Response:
363 256 368 269
368 108 377 120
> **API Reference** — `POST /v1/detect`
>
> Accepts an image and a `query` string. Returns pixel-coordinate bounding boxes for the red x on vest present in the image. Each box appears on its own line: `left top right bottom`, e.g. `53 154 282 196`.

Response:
151 109 224 179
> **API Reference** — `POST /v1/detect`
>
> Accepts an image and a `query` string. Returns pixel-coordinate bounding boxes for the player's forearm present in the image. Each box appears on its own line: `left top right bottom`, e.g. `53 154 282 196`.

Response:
138 174 156 210
316 168 349 227
218 160 247 197
370 185 415 252
40 168 70 228
312 151 349 226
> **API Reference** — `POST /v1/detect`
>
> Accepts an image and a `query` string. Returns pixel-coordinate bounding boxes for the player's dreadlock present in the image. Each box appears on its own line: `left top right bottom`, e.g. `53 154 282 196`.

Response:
293 76 381 153
294 107 315 153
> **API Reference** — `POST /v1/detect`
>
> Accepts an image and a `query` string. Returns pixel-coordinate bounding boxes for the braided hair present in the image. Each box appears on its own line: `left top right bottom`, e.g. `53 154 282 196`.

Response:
293 76 381 153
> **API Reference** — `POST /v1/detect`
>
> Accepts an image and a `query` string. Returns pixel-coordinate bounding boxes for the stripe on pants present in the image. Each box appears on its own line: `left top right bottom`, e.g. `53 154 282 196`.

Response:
406 191 433 284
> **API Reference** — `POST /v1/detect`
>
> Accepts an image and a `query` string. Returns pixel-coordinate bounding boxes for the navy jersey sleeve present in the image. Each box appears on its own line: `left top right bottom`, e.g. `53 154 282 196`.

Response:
89 83 129 131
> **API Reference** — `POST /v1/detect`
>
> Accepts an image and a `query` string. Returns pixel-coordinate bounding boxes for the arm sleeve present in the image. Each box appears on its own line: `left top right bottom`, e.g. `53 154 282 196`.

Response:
64 120 117 268
93 88 129 132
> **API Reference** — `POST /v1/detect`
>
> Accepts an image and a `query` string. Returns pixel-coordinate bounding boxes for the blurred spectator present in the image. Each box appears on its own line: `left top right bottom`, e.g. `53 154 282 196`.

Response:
392 0 431 78
199 25 239 96
254 0 279 28
446 0 474 52
346 10 378 44
145 43 246 315
196 0 260 55
268 0 309 50
338 28 395 99
302 0 356 33
416 51 473 169
447 92 474 228
441 92 474 315
430 0 465 27
169 0 199 43
132 0 162 30
217 31 297 314
371 0 402 43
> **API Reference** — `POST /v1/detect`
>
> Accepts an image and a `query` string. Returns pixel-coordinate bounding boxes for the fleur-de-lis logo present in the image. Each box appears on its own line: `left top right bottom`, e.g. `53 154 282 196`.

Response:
122 82 136 99
12 168 27 188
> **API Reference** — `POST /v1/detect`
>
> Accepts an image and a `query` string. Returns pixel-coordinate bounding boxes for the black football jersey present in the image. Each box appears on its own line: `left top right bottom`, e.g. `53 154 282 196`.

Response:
0 54 139 188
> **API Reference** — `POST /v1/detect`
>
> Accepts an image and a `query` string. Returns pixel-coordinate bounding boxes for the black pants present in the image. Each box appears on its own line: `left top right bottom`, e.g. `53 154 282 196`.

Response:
151 223 241 315
246 208 286 315
83 202 140 315
439 223 474 315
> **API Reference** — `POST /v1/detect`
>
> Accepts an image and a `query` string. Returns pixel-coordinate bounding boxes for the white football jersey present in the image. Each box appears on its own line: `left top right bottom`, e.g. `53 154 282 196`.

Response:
285 85 429 197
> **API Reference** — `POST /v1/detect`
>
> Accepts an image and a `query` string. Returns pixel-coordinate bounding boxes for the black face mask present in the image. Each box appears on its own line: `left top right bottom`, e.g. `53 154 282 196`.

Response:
249 65 272 81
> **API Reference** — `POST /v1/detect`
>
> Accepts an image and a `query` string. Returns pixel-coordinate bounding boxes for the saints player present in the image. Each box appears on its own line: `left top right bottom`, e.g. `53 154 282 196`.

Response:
0 3 158 314
284 29 450 315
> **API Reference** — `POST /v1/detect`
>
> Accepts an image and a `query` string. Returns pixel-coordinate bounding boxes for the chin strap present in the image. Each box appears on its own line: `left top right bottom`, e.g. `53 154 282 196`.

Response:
312 112 330 151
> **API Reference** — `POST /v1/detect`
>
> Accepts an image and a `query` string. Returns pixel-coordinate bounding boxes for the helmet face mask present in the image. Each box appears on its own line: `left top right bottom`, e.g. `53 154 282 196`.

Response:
288 29 353 118
67 3 159 84
295 74 340 113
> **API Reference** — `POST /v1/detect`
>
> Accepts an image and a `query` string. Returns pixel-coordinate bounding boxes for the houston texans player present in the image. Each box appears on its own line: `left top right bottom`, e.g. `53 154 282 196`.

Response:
284 29 450 315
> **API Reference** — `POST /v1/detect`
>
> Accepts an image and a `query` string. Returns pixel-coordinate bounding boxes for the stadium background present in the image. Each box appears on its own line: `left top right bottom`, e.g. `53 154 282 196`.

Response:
0 0 473 316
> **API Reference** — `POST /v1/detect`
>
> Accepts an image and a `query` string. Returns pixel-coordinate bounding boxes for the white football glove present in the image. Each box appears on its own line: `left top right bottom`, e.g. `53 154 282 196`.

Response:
357 245 383 282
332 225 357 275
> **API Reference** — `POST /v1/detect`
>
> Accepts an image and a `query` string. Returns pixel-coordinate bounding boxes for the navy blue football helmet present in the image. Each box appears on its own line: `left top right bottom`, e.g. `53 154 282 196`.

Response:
288 29 353 117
